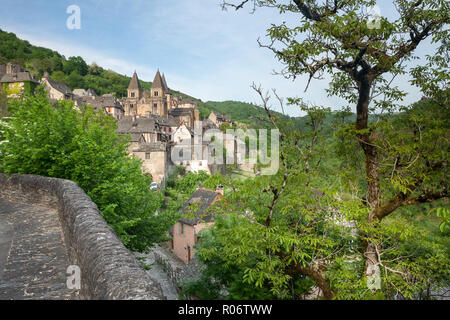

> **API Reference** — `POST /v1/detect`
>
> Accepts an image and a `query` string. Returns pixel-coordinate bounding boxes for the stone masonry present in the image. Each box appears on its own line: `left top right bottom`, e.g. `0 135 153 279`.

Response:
0 174 164 300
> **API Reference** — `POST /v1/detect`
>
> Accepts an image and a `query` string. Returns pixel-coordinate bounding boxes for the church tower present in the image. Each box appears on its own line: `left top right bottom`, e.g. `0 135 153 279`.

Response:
150 70 168 117
162 73 172 110
127 71 142 100
125 71 142 116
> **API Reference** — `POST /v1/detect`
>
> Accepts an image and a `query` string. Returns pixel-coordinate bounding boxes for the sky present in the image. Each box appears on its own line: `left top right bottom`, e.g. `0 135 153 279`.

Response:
0 0 431 116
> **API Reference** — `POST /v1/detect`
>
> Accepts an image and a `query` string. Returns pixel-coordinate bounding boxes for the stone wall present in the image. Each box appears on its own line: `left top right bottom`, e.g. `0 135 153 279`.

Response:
153 244 204 294
0 174 164 300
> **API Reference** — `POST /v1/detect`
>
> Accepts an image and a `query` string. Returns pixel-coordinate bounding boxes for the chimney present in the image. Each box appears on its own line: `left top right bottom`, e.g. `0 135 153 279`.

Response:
216 185 224 196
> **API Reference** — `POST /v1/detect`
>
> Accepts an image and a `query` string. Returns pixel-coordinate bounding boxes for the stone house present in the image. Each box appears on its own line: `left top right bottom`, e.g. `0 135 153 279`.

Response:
0 63 39 97
208 111 232 128
131 142 170 184
74 90 124 120
117 115 174 183
172 123 193 144
170 186 223 263
118 116 164 145
41 71 73 101
73 88 97 97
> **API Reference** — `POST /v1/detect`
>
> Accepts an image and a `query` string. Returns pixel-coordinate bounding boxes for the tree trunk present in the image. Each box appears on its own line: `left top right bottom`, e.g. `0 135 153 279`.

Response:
356 76 382 291
298 266 335 299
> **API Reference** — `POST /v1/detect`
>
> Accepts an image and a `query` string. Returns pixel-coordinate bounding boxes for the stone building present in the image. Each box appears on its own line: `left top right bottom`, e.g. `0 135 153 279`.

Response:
0 63 39 97
122 70 199 129
75 92 124 120
208 110 232 128
170 186 223 263
117 115 173 183
41 71 74 101
123 70 172 118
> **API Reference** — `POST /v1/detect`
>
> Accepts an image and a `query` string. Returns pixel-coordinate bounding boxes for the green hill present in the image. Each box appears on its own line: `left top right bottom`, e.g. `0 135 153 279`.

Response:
0 28 314 128
0 28 151 97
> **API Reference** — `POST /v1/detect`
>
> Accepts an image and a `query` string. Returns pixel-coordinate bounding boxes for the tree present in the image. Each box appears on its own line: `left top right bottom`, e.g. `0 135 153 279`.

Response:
88 62 103 76
65 71 85 89
63 56 89 76
218 0 449 298
51 70 66 83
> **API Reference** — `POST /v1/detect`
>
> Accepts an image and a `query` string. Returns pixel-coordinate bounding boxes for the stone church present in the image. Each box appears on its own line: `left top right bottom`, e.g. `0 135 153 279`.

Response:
118 70 211 184
122 70 200 125
123 70 171 118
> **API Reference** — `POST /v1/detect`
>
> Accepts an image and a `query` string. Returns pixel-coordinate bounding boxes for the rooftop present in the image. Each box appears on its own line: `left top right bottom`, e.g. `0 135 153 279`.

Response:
179 188 221 226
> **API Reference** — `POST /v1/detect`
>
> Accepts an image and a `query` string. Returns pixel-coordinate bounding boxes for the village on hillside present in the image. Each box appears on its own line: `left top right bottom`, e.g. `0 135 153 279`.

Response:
0 62 237 184
0 0 448 304
0 61 242 267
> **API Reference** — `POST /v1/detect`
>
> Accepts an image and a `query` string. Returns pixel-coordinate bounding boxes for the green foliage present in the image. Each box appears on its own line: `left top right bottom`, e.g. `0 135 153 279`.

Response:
204 100 296 129
169 170 210 195
0 89 177 251
182 95 449 299
63 56 88 76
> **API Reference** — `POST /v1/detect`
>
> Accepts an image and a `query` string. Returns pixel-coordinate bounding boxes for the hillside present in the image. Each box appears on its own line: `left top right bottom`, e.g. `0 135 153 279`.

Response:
0 28 313 128
0 28 153 97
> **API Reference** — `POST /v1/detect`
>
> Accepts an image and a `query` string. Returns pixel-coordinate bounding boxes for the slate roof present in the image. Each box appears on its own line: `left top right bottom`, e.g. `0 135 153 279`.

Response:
130 133 145 142
152 70 165 92
117 116 158 134
179 188 220 226
202 118 218 129
1 71 38 84
45 78 72 94
79 94 123 111
169 107 195 117
211 111 231 122
73 88 97 97
153 115 179 127
128 71 142 90
178 98 197 106
162 73 169 92
132 142 166 152
73 88 88 96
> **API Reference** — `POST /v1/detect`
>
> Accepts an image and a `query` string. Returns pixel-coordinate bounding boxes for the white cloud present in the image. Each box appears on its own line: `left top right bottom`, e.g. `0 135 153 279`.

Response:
1 0 427 117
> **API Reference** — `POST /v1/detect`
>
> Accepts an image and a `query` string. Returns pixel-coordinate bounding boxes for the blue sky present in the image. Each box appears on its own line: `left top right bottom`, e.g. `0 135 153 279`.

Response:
0 0 430 116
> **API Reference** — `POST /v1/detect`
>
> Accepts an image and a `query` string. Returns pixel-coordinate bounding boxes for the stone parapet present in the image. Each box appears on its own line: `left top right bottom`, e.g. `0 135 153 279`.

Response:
0 174 164 300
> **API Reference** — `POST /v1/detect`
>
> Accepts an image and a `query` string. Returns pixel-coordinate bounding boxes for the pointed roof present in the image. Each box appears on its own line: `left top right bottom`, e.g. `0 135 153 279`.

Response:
162 73 169 92
128 71 142 90
152 70 164 91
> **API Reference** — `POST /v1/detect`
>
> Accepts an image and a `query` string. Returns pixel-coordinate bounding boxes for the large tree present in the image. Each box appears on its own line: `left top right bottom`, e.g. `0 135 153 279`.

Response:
218 0 449 297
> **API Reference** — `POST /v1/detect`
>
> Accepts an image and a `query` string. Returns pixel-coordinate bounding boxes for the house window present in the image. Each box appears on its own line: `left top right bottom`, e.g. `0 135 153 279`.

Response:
130 104 134 108
145 153 150 160
154 91 158 96
131 92 135 98
153 103 158 113
178 223 185 235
